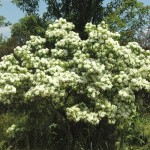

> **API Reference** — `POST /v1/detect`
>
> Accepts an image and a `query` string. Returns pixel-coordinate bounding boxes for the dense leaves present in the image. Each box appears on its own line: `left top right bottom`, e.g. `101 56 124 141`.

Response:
104 0 150 45
12 0 150 44
12 0 104 34
11 15 49 46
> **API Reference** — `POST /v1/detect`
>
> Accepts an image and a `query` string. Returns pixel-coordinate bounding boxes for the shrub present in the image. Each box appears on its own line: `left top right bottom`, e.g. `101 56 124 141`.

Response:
0 18 149 149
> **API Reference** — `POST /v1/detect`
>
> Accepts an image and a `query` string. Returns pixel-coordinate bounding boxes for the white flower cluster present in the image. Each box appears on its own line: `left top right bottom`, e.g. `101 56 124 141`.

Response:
50 32 81 60
26 36 46 50
46 18 74 41
25 70 81 105
6 124 23 138
0 18 150 126
6 124 17 137
66 99 117 125
66 104 100 125
6 124 16 133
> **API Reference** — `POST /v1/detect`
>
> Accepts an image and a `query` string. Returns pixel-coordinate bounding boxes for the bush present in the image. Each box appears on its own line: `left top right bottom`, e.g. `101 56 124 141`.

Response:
0 18 149 149
0 113 24 149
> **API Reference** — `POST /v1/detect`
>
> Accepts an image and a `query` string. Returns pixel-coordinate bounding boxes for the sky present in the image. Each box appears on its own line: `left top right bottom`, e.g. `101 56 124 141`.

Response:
0 0 149 38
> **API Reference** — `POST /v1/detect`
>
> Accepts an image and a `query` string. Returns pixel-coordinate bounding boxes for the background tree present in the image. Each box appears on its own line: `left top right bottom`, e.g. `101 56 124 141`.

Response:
0 37 19 59
137 25 150 50
0 15 50 58
0 1 11 58
12 0 149 43
104 0 150 45
0 16 7 27
10 15 50 46
0 0 10 27
12 0 104 38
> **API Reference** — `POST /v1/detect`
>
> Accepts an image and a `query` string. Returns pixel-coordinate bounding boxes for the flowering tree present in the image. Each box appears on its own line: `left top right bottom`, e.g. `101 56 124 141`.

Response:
0 19 150 149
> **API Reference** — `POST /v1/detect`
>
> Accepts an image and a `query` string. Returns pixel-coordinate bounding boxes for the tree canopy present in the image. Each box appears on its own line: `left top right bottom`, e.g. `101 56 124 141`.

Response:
11 15 50 46
12 0 150 43
104 0 150 45
12 0 104 38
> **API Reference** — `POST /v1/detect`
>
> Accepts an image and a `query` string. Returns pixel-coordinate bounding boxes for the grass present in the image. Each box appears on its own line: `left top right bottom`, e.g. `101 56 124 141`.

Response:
127 113 150 150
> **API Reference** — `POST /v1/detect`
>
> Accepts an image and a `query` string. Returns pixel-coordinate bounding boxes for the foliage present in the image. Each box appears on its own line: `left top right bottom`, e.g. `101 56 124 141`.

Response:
0 19 150 149
0 1 11 27
0 34 5 44
0 37 17 59
0 1 11 58
104 0 150 45
10 15 50 46
0 16 6 27
0 16 10 27
0 113 23 149
12 0 150 43
119 114 150 150
0 15 50 59
12 0 103 36
137 25 150 50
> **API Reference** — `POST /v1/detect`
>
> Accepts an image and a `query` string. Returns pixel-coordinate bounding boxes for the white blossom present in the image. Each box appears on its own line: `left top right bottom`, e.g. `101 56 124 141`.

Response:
0 19 149 126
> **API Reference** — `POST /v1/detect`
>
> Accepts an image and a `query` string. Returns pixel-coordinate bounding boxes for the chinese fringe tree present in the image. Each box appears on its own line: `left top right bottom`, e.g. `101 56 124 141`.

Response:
0 19 150 149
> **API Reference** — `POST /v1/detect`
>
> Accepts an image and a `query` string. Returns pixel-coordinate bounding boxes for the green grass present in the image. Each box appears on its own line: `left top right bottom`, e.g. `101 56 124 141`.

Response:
127 114 150 150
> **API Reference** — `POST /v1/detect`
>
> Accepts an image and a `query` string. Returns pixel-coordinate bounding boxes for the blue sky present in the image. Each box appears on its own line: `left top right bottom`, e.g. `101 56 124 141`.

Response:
0 0 149 38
